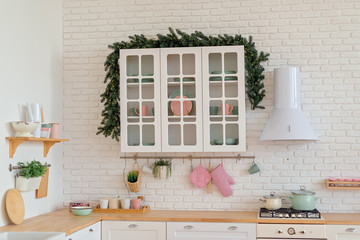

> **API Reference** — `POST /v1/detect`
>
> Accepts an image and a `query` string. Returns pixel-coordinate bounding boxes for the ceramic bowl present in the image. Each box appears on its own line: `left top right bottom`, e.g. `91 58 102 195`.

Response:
211 70 222 74
11 121 39 137
226 138 238 145
142 78 154 83
143 143 155 146
213 139 223 145
225 70 236 74
71 207 92 216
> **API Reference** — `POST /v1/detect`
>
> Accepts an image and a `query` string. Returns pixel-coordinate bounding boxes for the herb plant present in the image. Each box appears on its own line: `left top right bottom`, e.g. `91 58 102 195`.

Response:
152 159 172 180
18 160 47 179
127 171 138 183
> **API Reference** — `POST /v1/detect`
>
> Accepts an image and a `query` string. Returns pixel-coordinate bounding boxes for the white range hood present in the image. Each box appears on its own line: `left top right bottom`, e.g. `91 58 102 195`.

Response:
259 67 318 141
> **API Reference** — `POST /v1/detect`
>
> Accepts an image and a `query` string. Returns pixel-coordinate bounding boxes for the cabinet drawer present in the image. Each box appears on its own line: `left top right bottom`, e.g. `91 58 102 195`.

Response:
326 225 360 240
67 222 101 240
167 222 256 240
102 220 166 240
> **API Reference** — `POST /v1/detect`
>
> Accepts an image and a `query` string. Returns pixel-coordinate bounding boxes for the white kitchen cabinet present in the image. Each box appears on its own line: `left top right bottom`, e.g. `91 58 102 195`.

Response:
167 222 256 240
102 220 166 240
67 222 101 240
327 225 360 240
120 46 245 152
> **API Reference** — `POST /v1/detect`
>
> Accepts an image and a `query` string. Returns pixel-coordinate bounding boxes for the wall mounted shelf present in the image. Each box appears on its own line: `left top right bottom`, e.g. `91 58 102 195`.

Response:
5 137 69 158
326 179 360 190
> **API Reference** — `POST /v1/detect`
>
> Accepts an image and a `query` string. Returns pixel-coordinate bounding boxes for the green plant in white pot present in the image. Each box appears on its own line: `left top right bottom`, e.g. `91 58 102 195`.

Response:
16 160 47 192
152 159 172 180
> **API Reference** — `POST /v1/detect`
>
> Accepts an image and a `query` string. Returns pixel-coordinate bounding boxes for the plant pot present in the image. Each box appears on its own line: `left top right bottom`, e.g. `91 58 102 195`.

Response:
155 166 170 180
126 163 141 192
16 176 42 192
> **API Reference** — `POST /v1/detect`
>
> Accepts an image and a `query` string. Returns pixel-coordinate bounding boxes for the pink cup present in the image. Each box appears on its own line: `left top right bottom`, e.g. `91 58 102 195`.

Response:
131 198 141 209
222 104 233 115
49 123 59 139
135 105 148 116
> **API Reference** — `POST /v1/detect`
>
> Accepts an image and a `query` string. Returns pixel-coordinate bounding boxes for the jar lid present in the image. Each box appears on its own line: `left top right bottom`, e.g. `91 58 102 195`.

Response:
291 185 316 195
263 191 280 199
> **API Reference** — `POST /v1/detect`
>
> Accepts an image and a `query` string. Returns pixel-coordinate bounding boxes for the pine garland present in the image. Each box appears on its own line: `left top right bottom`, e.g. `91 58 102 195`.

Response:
97 28 269 141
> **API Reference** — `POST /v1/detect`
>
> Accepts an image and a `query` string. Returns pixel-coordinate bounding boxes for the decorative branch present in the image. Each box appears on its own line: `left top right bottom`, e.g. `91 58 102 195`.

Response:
97 28 269 140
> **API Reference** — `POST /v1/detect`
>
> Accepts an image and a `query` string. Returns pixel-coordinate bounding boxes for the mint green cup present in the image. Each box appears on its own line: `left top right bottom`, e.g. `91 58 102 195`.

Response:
210 106 219 115
232 106 238 115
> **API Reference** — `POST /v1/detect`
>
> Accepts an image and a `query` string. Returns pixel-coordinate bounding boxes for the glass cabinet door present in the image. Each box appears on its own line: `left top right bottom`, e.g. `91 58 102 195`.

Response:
120 49 161 152
160 48 203 152
202 46 246 152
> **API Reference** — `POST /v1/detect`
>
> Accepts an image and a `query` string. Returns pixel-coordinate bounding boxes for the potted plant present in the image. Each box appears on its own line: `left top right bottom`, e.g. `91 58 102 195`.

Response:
126 163 141 192
16 160 47 192
152 159 172 180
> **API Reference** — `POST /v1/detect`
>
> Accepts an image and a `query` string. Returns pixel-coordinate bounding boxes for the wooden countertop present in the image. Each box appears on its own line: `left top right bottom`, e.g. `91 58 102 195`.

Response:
1 209 360 236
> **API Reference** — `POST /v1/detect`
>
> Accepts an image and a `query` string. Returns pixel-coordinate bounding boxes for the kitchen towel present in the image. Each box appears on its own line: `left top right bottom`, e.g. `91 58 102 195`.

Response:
210 164 235 197
189 164 211 188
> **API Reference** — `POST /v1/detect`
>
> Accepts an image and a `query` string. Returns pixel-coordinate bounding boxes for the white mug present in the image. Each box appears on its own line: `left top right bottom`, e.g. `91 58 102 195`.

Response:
120 198 131 209
142 165 153 175
100 199 109 209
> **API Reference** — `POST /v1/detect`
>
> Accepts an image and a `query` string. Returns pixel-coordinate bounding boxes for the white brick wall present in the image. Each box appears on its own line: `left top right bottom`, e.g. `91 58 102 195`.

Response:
63 0 360 212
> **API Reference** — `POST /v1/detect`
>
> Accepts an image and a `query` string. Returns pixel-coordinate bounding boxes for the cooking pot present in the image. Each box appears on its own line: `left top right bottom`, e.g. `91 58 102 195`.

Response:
289 185 319 211
260 191 283 210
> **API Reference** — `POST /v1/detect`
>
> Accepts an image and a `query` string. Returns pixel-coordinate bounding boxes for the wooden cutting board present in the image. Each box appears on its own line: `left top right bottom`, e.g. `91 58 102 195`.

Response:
5 189 25 224
36 168 49 199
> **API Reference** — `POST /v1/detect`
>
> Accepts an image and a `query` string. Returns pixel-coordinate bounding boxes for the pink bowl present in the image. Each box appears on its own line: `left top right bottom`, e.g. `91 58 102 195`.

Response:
328 178 336 181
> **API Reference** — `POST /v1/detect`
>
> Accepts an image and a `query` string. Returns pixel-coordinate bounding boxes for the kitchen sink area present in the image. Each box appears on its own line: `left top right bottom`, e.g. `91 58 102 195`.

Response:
0 232 65 240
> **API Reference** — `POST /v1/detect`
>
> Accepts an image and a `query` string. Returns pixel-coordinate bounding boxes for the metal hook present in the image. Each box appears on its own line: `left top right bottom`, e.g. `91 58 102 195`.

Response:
189 155 193 171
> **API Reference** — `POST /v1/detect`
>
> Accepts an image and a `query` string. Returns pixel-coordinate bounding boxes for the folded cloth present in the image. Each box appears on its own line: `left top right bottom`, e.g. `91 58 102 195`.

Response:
190 163 211 188
210 164 235 197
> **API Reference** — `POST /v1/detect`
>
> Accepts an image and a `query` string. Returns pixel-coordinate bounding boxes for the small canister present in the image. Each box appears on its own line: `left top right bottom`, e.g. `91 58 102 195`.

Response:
108 198 120 209
40 124 52 138
49 123 60 139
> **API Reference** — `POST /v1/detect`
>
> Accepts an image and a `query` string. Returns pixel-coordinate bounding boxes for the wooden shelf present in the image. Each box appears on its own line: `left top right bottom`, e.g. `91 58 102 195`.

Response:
326 179 360 190
5 137 69 158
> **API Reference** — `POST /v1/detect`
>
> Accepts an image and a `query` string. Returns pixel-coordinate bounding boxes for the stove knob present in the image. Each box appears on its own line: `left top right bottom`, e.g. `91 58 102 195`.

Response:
278 230 283 234
287 227 296 235
291 214 296 218
285 214 290 218
279 214 283 218
297 214 302 218
300 230 306 234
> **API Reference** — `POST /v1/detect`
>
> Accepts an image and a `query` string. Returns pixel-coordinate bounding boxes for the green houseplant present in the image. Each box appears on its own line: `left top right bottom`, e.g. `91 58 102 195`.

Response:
152 159 172 180
16 160 48 192
126 163 141 192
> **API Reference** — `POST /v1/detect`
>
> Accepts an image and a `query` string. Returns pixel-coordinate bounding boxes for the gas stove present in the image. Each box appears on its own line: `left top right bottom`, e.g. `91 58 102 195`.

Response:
259 208 321 219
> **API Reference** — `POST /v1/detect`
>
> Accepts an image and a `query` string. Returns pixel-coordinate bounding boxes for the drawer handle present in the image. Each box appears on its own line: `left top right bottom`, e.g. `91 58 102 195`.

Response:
346 228 357 233
89 228 94 233
228 226 238 231
184 225 194 230
129 224 138 229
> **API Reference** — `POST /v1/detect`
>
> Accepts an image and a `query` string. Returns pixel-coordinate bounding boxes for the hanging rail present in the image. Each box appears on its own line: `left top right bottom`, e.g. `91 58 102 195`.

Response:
9 162 51 172
119 154 254 161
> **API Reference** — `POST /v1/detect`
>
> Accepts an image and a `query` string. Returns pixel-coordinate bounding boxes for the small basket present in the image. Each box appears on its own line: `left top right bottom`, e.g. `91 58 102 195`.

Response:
126 162 141 192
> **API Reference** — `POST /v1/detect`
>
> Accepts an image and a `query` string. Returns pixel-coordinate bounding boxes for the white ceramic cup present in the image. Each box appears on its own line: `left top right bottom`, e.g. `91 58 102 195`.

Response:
100 199 109 209
142 165 153 175
120 198 131 209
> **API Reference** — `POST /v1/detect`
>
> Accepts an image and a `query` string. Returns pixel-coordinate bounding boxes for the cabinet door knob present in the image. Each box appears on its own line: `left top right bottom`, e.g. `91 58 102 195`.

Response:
89 228 94 232
278 230 283 234
128 224 138 229
228 226 238 231
346 228 357 233
184 225 194 230
68 238 72 240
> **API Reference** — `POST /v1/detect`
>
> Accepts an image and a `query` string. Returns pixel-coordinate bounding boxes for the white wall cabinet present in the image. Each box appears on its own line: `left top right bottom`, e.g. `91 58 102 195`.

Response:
327 225 360 240
67 222 101 240
102 220 166 240
167 222 256 240
120 46 245 152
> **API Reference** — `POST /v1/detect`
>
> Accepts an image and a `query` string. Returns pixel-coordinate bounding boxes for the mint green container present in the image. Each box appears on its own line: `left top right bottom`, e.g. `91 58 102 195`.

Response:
289 186 319 211
71 207 92 216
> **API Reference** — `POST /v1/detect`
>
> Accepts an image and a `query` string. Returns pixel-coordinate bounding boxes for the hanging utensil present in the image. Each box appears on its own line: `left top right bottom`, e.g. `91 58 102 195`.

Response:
207 160 212 194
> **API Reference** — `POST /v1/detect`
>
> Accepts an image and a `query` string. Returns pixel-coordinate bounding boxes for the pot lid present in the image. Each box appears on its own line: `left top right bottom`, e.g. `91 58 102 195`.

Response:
291 185 315 195
263 191 280 199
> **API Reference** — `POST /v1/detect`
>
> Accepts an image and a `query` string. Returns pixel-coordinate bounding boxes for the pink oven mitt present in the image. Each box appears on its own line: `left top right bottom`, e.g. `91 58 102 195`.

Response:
210 164 235 197
190 164 211 188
